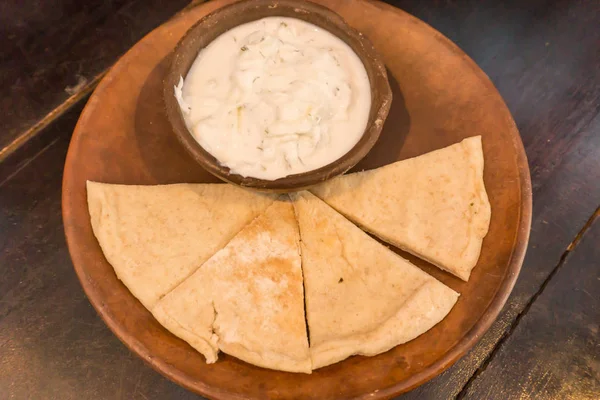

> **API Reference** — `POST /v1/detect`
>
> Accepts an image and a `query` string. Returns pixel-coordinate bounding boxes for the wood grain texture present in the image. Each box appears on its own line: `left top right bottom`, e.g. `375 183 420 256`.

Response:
0 100 86 187
386 0 600 193
0 0 191 157
463 212 600 400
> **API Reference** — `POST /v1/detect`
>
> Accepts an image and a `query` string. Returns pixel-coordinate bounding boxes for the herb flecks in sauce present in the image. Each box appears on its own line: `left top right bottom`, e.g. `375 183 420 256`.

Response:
175 17 371 180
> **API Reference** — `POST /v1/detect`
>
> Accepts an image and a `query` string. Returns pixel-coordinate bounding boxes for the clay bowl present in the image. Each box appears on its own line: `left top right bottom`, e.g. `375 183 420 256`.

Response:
163 0 392 192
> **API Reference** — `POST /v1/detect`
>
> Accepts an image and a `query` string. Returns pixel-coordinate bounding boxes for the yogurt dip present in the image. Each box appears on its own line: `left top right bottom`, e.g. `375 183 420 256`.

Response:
175 17 371 180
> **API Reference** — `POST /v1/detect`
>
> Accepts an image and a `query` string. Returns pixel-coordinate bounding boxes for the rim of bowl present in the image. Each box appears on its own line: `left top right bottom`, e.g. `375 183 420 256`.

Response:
163 0 392 192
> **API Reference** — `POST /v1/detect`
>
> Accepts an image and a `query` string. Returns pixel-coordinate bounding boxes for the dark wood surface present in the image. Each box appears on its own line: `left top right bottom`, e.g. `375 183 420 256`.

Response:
0 0 598 399
463 212 600 399
0 0 191 160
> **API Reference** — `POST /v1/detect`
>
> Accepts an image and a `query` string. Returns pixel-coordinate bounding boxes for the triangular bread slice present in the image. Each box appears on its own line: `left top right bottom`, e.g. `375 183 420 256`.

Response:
310 136 491 281
291 191 459 369
86 181 276 309
152 197 311 373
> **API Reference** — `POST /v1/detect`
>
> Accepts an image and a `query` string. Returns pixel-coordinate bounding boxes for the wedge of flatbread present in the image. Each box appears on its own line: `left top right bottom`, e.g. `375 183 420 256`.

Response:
152 197 311 373
311 136 491 281
291 191 459 369
86 181 276 309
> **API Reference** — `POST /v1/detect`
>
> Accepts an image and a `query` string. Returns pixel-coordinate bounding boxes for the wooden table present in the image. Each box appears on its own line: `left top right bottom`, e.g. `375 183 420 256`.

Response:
1 1 598 399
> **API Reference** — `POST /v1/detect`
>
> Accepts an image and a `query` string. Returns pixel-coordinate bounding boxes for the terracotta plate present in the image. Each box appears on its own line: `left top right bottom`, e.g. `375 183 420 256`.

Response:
62 0 532 398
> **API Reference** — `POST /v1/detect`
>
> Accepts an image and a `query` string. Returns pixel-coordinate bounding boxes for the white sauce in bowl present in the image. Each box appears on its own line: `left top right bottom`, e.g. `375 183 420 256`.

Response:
175 17 371 180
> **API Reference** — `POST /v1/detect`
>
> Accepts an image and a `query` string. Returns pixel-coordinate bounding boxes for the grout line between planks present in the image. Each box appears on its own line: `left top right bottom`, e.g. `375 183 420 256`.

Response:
0 136 62 189
455 205 600 399
0 72 105 164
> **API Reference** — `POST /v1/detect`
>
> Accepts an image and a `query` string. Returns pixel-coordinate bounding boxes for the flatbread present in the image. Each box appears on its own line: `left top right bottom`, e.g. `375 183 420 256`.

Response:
291 191 459 369
152 197 311 373
86 181 275 309
311 136 491 281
